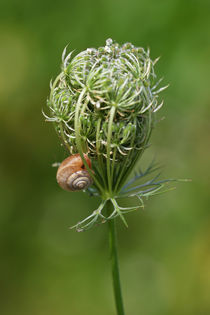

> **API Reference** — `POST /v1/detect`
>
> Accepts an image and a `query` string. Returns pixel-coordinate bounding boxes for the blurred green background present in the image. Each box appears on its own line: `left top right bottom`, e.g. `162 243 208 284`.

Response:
0 0 210 314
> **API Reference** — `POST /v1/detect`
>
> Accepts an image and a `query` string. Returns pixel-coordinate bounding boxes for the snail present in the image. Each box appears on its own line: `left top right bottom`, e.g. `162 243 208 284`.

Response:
56 154 93 191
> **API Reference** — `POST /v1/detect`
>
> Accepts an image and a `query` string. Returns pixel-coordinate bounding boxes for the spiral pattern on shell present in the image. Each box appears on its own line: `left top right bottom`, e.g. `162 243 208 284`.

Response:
56 154 93 192
66 170 93 191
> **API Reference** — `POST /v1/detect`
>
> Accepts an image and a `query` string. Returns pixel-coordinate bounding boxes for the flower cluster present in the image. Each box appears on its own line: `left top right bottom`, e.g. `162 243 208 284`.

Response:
45 39 170 231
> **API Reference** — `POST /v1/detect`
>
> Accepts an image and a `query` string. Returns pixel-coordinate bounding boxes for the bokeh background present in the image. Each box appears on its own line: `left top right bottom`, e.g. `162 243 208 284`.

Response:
0 0 210 314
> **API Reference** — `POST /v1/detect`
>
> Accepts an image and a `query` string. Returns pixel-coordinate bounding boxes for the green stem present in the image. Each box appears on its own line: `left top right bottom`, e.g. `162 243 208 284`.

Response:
114 117 137 194
107 200 125 315
96 117 107 189
74 88 104 194
107 106 116 193
115 112 153 194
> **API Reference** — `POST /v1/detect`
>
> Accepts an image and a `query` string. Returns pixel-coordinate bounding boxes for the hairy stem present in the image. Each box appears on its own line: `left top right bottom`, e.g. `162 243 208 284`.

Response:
107 200 125 315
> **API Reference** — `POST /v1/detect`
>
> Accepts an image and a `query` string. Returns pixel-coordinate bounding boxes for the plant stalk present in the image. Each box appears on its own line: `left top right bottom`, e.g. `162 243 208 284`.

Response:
107 200 125 315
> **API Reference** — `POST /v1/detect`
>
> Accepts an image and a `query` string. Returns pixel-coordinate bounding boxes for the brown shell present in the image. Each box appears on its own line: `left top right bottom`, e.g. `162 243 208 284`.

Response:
56 154 93 191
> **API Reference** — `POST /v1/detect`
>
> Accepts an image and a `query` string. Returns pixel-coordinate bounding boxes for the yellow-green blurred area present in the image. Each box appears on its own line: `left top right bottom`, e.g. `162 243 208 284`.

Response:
0 0 210 314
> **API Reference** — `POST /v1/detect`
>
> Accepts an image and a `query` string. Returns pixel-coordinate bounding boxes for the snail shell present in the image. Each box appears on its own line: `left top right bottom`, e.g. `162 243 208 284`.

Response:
56 154 93 191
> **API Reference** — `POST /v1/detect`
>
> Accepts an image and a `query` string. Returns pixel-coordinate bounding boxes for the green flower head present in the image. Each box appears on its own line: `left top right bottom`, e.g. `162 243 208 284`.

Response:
45 39 169 231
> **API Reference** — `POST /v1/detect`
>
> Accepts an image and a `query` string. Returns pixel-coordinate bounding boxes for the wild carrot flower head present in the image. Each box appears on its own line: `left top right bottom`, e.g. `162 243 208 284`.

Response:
45 39 169 231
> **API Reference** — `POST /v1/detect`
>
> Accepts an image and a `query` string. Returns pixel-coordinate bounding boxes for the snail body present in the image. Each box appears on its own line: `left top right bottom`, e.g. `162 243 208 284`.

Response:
56 154 93 191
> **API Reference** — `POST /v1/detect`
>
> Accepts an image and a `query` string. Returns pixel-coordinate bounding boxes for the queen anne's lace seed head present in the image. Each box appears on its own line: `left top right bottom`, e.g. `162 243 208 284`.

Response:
45 39 170 230
46 39 166 162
